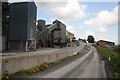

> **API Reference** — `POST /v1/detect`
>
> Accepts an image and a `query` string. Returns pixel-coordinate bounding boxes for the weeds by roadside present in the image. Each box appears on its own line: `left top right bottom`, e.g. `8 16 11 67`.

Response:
93 44 120 78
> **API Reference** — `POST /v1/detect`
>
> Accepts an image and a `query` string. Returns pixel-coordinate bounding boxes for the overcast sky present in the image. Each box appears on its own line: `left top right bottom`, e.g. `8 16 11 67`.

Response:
8 0 119 45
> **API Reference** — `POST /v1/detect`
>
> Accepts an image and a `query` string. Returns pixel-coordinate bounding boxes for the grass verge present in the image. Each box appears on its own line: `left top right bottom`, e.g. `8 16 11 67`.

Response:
93 44 120 78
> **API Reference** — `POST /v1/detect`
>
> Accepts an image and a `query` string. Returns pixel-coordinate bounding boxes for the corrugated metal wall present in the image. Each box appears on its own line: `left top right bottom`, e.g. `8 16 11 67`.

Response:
60 22 66 43
8 2 37 51
9 2 28 40
0 2 1 36
9 2 37 41
27 2 37 40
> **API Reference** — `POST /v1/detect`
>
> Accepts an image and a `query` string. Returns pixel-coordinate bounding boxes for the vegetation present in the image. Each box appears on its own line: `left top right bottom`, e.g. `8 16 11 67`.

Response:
81 39 87 43
87 35 95 43
2 63 52 80
94 44 120 78
78 38 87 43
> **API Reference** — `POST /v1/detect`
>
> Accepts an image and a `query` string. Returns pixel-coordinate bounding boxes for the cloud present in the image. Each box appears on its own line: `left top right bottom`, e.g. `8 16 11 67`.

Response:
85 31 95 37
34 0 66 2
97 36 110 41
97 27 106 32
34 0 119 2
35 0 84 34
36 0 87 20
66 25 75 33
84 5 119 27
82 5 119 42
50 0 86 20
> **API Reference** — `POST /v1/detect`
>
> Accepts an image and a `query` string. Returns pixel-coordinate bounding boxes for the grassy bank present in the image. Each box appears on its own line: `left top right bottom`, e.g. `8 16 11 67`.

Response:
93 44 120 78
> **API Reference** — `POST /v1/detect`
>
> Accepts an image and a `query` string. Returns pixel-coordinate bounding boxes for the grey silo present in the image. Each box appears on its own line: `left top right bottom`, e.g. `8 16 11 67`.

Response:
0 2 1 34
0 2 1 36
37 19 46 32
8 2 37 51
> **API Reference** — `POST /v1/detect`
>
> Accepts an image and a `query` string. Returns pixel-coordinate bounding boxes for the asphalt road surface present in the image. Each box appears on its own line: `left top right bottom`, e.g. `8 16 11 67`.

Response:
25 44 106 78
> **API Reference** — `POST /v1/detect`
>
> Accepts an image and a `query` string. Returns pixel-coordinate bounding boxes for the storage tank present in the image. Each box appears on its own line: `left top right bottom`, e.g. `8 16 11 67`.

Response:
8 2 37 51
0 2 2 52
37 19 46 32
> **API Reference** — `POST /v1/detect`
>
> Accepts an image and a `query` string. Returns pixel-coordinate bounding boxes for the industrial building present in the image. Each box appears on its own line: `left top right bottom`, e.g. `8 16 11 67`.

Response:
66 30 74 47
0 2 2 52
97 40 115 48
36 19 49 48
37 20 46 33
36 19 67 48
8 2 37 51
2 2 70 52
52 20 67 47
1 2 9 52
66 30 74 42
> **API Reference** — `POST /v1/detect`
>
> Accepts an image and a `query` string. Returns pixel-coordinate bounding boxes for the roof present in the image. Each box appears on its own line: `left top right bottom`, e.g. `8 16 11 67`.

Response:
10 2 31 4
10 2 37 8
53 19 66 27
97 40 115 43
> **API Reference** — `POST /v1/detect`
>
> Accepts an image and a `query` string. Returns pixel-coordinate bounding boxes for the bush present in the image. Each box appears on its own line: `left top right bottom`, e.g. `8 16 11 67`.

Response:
25 66 39 75
2 72 13 80
38 63 49 71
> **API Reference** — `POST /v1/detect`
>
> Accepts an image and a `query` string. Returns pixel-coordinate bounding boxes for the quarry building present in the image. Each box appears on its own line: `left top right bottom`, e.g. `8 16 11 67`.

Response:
1 2 74 52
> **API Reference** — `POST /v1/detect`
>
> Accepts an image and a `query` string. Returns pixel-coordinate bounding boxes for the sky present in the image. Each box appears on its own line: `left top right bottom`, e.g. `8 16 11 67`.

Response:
8 0 119 45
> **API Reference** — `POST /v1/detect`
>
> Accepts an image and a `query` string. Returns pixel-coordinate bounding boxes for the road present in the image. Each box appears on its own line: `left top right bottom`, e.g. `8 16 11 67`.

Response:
22 43 106 78
2 42 85 59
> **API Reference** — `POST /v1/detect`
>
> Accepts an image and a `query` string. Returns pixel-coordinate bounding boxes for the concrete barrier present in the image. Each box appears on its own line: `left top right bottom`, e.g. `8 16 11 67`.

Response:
2 46 82 74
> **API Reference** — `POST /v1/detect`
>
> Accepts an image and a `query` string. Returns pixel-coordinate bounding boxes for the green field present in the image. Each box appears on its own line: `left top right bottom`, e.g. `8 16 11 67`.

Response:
94 44 120 78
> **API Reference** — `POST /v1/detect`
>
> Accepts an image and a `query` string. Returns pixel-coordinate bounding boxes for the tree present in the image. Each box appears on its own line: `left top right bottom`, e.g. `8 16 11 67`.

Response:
73 37 76 40
72 37 76 42
87 35 95 43
83 39 87 43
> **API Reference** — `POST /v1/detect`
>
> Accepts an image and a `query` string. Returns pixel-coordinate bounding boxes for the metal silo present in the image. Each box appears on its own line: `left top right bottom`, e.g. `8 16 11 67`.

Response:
8 2 37 51
37 19 46 32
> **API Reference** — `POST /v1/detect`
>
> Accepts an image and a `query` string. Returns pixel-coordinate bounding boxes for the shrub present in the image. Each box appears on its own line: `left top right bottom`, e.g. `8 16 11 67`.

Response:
2 72 13 80
38 63 49 71
25 66 39 75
